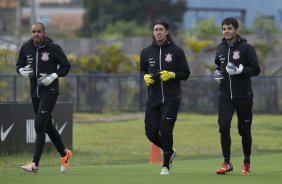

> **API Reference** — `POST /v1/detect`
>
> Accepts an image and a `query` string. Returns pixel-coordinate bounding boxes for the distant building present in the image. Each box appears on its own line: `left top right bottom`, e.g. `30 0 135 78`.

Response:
184 0 282 30
21 7 84 31
0 0 83 35
21 0 83 31
0 0 16 34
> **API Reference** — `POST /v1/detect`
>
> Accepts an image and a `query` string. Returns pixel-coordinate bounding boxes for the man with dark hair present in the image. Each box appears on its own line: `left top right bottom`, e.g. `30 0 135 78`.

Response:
16 22 72 173
213 17 261 175
140 20 190 175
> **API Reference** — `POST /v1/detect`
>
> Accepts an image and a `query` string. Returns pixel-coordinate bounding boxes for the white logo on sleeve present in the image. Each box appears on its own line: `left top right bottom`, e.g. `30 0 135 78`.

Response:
1 123 14 141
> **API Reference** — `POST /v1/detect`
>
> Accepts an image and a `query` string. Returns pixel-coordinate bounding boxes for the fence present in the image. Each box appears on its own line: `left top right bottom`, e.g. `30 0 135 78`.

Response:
0 74 281 113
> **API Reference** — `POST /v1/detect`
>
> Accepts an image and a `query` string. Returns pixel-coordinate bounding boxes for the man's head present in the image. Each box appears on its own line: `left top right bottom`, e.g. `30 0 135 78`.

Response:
221 17 239 44
152 20 170 45
31 22 46 45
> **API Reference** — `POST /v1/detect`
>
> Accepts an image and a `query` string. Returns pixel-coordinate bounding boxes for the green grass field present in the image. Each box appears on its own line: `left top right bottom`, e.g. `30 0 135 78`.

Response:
1 113 282 184
1 154 282 184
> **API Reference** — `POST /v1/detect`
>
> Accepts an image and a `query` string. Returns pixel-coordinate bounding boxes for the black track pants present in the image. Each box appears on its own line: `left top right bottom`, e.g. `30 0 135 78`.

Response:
218 96 253 163
144 100 180 154
32 95 66 164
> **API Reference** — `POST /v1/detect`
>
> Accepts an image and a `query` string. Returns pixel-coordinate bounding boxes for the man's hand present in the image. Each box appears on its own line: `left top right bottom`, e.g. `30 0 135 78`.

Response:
226 63 243 75
143 74 155 86
38 73 58 86
19 65 34 78
159 70 175 81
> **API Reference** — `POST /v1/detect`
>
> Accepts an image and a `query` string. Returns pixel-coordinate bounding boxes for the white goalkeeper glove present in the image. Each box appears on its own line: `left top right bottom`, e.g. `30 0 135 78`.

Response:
38 73 58 86
226 63 243 75
214 70 224 83
19 65 34 78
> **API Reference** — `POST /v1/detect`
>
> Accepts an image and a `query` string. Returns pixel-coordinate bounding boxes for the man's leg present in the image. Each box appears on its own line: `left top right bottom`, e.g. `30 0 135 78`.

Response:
159 100 179 170
45 117 66 157
144 101 162 149
32 95 58 166
235 98 253 174
216 97 234 174
218 97 234 163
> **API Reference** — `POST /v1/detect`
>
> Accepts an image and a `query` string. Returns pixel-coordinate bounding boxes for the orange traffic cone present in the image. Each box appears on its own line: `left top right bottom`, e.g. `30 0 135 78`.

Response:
148 143 162 164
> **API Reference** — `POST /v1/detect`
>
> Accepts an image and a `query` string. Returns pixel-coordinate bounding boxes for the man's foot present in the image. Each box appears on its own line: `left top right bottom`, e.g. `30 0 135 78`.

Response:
60 149 72 173
21 162 38 173
169 148 176 170
241 164 251 175
216 162 233 175
160 167 169 175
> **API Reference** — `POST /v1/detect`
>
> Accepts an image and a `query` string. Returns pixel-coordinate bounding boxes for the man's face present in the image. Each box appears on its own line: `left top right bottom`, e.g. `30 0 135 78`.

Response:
153 24 168 44
31 24 45 45
222 24 236 41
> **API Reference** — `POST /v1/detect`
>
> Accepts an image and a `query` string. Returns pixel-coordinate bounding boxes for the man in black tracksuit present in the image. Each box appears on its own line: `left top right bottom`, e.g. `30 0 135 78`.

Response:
140 20 190 175
16 22 72 173
214 17 261 175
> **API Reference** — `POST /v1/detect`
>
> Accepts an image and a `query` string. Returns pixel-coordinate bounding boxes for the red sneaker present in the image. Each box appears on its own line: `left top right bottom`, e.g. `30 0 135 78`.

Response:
216 162 233 175
241 164 251 175
60 149 72 173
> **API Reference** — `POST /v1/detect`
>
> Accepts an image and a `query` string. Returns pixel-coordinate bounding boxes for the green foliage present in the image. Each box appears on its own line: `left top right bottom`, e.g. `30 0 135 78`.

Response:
182 35 215 74
63 44 140 113
96 43 133 73
253 15 278 34
188 18 220 39
0 49 18 101
99 21 151 39
68 43 138 74
238 21 254 35
80 0 187 37
253 39 280 75
183 36 214 54
0 49 17 73
0 80 8 101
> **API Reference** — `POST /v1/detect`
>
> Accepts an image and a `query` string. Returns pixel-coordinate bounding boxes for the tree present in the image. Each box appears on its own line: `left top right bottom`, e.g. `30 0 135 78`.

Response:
80 0 187 37
67 42 137 74
188 18 220 39
253 15 278 35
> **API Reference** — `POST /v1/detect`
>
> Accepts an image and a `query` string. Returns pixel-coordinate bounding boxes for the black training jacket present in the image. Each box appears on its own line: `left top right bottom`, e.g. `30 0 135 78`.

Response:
214 34 261 99
140 40 190 102
16 36 71 98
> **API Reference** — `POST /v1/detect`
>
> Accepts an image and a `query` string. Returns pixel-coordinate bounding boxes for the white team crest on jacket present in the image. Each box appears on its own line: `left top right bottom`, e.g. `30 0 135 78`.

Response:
232 50 240 60
41 52 49 61
165 53 173 62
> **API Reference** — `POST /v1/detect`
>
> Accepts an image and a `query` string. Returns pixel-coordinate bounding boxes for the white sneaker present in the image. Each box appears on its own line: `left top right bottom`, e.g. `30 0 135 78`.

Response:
169 148 176 170
160 167 170 175
21 162 38 173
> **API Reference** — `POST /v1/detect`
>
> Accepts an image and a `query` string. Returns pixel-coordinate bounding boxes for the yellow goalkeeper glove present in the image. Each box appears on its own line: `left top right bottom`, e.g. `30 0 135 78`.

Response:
159 70 175 81
143 74 155 86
